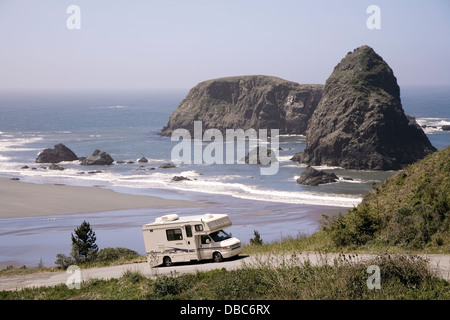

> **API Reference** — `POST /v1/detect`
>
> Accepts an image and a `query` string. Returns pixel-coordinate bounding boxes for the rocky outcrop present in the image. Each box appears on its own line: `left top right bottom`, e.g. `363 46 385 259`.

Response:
292 46 436 170
296 166 338 186
35 144 78 163
80 150 114 166
160 75 323 136
442 125 450 131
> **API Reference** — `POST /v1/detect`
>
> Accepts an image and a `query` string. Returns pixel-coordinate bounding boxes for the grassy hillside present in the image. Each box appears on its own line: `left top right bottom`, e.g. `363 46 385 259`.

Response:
322 146 449 252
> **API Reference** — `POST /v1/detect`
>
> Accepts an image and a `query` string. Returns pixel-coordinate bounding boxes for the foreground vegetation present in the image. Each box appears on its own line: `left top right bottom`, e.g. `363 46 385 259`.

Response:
1 253 449 300
0 247 145 277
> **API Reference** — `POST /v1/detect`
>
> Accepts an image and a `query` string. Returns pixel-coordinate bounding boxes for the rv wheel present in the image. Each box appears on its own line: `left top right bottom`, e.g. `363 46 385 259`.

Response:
213 252 223 263
163 256 172 267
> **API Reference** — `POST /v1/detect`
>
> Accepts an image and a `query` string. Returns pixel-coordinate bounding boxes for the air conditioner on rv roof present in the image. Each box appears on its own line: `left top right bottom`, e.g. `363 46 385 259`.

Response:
155 214 179 223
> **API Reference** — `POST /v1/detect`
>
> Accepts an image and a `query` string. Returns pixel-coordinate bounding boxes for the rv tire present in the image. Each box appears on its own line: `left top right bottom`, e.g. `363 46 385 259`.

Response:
213 252 223 263
163 256 172 267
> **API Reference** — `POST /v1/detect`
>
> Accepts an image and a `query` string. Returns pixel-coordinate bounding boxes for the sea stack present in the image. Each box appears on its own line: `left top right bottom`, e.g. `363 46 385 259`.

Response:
160 75 323 136
292 46 436 170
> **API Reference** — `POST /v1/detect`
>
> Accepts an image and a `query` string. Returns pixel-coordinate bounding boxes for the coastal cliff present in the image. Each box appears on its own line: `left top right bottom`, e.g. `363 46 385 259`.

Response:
160 75 323 136
292 46 436 170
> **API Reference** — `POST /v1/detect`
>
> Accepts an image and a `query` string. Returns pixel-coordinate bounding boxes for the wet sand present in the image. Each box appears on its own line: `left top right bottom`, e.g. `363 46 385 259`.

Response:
0 177 198 219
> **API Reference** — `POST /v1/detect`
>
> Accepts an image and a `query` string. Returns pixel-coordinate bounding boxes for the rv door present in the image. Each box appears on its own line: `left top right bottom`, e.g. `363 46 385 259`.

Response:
198 234 216 260
184 225 199 261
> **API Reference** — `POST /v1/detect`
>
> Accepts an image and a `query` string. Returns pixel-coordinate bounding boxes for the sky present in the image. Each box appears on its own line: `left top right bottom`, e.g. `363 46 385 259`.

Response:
0 0 449 92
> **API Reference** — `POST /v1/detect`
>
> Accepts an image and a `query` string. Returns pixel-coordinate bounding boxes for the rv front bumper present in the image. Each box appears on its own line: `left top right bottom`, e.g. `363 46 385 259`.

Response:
220 242 244 258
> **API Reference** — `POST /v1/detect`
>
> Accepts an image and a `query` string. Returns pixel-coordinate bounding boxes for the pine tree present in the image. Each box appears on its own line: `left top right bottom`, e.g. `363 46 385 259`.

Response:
250 230 263 246
71 220 98 261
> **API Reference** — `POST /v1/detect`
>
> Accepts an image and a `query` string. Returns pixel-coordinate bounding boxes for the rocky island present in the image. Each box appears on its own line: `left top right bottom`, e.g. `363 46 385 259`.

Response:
291 46 436 170
160 75 323 136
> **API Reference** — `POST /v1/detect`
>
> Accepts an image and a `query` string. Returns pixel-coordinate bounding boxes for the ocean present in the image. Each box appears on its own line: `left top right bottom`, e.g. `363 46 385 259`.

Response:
0 86 449 267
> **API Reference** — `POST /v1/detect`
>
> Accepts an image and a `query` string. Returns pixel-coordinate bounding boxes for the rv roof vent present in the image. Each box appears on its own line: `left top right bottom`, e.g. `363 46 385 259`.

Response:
155 214 179 223
204 213 214 219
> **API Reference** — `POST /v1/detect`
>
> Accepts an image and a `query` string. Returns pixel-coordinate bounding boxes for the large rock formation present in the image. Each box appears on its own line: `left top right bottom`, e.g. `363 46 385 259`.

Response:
292 46 436 170
160 75 323 136
35 143 78 163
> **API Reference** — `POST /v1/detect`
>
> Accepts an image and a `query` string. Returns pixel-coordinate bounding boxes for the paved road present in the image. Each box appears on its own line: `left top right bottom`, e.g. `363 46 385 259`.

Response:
1 253 449 291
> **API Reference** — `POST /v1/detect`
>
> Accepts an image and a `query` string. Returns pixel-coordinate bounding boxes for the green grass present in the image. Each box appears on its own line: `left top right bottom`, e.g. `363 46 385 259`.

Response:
2 253 449 300
0 249 146 277
243 230 448 257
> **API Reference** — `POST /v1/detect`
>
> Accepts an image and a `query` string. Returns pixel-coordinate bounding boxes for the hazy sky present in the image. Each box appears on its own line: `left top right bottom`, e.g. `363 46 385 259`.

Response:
1 0 449 91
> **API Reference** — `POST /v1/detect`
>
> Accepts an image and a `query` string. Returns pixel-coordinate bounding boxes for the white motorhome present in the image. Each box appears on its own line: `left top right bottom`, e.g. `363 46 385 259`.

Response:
142 213 243 267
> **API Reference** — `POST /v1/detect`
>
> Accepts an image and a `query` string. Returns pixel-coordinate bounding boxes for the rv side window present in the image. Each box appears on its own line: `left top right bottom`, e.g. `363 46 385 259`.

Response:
195 224 203 232
166 228 183 241
185 225 193 238
201 235 211 244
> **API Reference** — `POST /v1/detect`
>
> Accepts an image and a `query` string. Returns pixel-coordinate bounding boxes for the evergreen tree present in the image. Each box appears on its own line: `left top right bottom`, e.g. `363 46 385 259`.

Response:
250 230 263 246
71 220 98 261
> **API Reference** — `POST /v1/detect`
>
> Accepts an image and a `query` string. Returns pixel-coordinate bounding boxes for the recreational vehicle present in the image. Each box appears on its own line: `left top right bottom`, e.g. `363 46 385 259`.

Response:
142 213 243 267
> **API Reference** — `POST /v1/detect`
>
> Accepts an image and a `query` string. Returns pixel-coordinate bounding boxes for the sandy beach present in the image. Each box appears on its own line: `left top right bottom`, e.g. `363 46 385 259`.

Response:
0 177 198 219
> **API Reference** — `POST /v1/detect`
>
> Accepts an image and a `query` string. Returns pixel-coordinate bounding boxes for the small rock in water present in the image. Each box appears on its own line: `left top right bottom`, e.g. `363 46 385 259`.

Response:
296 166 338 186
49 164 64 171
159 163 176 169
172 176 191 182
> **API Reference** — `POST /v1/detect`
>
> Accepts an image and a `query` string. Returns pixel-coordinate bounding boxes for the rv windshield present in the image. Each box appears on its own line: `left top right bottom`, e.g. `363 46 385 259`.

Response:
209 230 231 242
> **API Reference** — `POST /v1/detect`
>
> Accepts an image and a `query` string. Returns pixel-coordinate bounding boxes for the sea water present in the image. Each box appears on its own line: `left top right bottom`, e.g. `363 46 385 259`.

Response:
0 87 448 267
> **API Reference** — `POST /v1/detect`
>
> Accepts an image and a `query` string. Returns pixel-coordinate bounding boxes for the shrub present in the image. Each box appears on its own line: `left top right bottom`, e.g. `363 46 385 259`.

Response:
322 206 380 247
121 270 145 284
97 247 139 262
152 274 184 298
54 254 75 269
387 203 448 249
